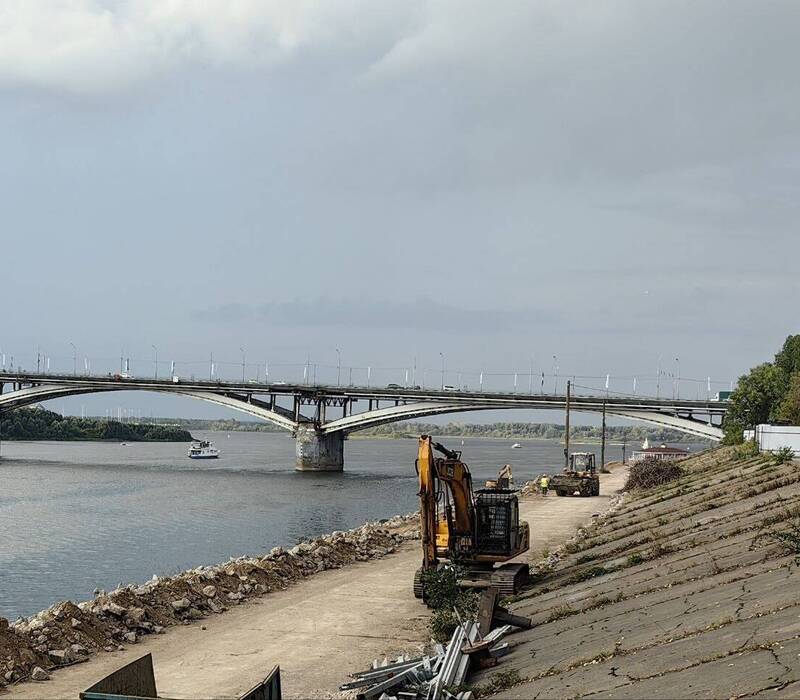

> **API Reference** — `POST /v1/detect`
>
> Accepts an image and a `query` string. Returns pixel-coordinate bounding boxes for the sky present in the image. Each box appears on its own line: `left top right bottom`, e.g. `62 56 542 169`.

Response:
1 0 799 420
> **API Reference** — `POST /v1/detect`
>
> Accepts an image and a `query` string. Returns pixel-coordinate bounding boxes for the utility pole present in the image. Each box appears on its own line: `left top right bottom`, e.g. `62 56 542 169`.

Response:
600 400 608 473
622 436 628 464
564 380 571 469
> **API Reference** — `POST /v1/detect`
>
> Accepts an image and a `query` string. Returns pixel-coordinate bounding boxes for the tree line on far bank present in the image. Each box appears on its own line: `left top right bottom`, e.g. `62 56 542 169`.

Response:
357 421 697 443
0 407 193 442
723 334 800 444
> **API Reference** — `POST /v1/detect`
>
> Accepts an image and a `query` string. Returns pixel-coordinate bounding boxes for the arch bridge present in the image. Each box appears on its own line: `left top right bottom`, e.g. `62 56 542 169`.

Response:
0 372 728 471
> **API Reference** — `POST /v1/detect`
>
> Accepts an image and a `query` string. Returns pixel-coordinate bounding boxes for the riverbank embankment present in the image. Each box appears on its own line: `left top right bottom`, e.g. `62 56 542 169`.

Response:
4 467 628 699
474 446 800 698
0 514 419 695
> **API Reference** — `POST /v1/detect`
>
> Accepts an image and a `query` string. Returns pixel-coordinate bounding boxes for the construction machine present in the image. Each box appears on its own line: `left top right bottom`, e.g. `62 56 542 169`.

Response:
550 452 600 497
414 436 530 600
485 464 513 490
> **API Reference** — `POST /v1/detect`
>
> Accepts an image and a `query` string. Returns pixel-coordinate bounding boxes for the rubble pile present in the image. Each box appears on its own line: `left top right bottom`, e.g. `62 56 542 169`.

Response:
0 513 420 688
340 622 514 700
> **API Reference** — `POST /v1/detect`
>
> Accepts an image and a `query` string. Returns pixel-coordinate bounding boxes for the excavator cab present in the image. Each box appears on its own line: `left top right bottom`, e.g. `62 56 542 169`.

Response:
570 452 596 474
414 436 530 600
551 452 600 497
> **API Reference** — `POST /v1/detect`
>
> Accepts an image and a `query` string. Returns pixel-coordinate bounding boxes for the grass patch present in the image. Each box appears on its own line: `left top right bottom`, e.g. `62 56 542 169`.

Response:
771 446 795 465
753 508 800 566
422 563 479 642
472 668 525 697
564 565 608 585
546 604 578 622
626 552 644 567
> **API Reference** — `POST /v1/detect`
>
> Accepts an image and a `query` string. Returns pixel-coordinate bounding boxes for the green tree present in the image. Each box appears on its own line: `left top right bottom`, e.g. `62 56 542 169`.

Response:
777 372 800 424
723 363 789 444
775 335 800 377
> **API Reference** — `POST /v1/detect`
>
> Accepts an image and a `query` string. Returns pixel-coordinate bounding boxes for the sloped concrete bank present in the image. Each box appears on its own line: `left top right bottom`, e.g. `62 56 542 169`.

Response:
0 514 418 692
474 447 800 699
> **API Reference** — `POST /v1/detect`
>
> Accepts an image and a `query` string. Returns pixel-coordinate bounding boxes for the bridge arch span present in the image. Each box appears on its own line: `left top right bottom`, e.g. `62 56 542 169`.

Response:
323 401 723 441
0 385 297 432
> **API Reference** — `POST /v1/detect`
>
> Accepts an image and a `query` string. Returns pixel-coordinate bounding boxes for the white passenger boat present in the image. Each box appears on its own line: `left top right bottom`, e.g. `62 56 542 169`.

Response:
187 440 220 459
511 443 522 449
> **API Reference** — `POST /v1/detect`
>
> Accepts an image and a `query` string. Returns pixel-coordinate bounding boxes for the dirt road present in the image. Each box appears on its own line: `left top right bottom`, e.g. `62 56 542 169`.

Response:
8 466 626 699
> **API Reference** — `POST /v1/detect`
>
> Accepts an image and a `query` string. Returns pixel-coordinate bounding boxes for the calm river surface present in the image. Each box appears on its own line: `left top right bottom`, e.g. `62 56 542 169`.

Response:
0 432 704 619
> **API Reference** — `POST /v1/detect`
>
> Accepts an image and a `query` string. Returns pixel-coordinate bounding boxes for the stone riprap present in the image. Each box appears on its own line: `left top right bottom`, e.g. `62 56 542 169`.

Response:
473 447 800 699
0 514 418 690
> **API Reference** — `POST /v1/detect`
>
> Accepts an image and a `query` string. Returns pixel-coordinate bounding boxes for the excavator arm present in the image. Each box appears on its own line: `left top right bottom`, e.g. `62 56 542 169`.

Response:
417 436 439 570
417 435 476 570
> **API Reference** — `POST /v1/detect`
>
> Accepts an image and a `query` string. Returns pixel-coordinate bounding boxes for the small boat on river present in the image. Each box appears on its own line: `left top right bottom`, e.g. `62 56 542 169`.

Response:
187 440 220 459
511 443 522 449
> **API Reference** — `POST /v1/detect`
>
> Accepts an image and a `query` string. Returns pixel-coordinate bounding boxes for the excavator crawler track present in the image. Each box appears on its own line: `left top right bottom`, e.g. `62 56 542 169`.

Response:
489 563 530 595
413 568 425 600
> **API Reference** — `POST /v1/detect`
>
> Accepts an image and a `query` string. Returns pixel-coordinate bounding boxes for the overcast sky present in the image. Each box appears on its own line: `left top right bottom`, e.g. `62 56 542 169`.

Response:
2 0 798 418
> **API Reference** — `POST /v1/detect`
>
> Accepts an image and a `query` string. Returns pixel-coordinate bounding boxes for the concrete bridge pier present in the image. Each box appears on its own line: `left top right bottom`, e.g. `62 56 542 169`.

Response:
295 426 344 472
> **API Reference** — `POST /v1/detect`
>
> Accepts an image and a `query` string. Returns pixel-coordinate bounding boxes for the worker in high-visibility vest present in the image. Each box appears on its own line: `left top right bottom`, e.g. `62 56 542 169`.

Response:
539 474 550 496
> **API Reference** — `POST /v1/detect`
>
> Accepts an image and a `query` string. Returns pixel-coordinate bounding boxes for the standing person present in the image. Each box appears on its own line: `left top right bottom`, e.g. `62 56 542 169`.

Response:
540 473 550 496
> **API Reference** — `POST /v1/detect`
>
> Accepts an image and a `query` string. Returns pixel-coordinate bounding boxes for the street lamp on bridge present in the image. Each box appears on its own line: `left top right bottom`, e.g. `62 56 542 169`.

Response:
240 347 246 382
552 355 558 394
440 352 445 389
152 345 158 379
69 342 77 376
336 348 341 387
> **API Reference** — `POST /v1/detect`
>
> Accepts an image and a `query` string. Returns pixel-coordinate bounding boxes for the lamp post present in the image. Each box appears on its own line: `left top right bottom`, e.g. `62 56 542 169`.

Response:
240 347 246 382
69 342 77 376
440 352 445 389
152 345 158 379
552 355 558 394
657 354 662 398
336 348 341 387
529 355 534 395
674 357 680 399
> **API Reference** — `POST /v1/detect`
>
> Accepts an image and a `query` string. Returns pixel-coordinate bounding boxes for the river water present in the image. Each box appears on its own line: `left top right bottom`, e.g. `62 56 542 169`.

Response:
0 433 703 619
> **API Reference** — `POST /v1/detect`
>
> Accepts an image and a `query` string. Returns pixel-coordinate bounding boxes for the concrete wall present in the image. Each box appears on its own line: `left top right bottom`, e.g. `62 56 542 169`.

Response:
750 424 800 456
295 426 344 471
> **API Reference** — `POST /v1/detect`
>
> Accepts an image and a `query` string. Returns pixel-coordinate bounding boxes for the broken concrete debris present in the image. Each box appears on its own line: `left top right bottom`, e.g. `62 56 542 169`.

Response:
0 513 418 689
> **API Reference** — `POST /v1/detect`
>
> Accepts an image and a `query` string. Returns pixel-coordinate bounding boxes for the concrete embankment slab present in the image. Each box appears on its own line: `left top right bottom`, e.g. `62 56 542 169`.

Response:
476 447 800 699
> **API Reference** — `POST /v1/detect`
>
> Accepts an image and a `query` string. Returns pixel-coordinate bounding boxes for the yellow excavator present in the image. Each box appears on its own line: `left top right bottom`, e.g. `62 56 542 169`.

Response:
414 436 530 600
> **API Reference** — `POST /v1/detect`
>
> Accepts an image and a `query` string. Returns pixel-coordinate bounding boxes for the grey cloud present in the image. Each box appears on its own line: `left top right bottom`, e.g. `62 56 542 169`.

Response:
195 298 554 333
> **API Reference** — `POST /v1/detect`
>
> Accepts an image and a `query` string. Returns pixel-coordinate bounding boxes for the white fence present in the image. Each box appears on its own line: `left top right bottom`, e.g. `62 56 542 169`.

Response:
745 425 800 456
